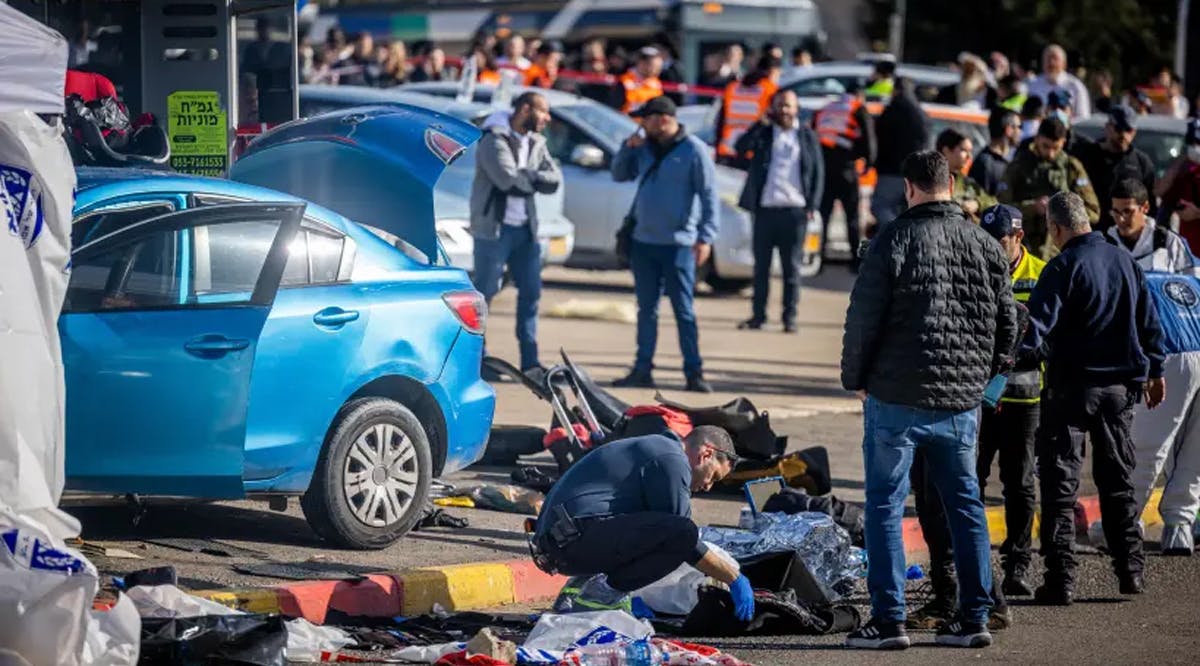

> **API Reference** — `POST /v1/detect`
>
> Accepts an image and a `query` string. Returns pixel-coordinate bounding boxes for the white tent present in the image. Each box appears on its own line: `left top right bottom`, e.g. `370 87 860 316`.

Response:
0 2 69 115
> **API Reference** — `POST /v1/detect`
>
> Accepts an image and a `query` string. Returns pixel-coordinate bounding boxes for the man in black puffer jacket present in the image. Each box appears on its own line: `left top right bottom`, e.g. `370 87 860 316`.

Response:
841 150 1018 652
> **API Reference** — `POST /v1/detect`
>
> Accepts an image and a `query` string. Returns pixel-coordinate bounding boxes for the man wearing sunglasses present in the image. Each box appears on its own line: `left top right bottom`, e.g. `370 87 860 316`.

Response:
532 427 754 621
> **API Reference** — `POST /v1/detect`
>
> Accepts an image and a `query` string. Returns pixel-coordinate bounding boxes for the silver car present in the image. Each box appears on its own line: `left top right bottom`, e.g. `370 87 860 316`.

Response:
298 85 576 271
402 82 794 291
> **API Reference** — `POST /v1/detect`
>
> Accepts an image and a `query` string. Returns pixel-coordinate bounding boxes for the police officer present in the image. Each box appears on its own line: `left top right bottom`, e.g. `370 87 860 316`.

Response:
533 428 754 621
715 54 780 166
978 204 1045 596
1018 192 1167 605
864 60 896 100
937 128 996 221
813 87 876 271
998 116 1099 260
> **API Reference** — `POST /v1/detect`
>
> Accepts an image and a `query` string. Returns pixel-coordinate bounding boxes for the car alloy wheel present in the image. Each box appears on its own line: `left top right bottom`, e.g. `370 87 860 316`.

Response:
342 423 419 527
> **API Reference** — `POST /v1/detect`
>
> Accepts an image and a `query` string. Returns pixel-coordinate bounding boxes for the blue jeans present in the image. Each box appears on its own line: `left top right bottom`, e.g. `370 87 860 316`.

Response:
472 224 541 370
862 396 993 624
630 240 702 376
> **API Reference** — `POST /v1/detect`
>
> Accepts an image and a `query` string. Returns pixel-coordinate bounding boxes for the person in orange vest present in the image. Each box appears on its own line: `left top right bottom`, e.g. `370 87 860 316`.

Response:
812 86 876 271
524 40 564 89
714 54 781 167
467 41 502 84
618 47 665 115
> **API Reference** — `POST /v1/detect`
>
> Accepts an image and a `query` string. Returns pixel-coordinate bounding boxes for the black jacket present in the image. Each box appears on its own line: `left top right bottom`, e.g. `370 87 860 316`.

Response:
734 122 825 214
874 91 929 176
1019 232 1166 386
841 200 1019 411
1072 141 1158 226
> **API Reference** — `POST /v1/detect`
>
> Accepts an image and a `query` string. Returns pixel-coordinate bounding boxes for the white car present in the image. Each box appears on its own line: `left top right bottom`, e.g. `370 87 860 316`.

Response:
779 60 959 100
404 82 825 290
299 85 575 272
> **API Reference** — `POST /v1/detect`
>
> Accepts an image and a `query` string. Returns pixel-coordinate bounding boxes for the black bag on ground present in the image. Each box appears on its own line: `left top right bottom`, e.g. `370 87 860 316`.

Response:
717 446 831 496
481 425 547 465
679 586 860 637
762 487 865 547
654 394 786 460
139 614 287 665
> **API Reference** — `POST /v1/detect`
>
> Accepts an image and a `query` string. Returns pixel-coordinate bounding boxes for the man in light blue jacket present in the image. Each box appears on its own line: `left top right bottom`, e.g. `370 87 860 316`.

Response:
611 95 719 393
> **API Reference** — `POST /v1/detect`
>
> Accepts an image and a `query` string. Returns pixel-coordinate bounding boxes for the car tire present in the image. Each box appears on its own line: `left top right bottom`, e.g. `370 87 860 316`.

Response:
301 397 432 550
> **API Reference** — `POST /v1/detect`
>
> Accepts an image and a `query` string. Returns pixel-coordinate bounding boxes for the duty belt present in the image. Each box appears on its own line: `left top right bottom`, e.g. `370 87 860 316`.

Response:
525 505 582 575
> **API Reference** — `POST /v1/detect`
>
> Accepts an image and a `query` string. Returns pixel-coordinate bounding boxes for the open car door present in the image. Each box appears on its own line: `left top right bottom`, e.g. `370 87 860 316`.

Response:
229 105 480 263
60 202 303 497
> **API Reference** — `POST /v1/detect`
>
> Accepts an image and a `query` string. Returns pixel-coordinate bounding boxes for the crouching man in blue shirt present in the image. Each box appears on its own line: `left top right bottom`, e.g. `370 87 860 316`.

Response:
532 426 754 620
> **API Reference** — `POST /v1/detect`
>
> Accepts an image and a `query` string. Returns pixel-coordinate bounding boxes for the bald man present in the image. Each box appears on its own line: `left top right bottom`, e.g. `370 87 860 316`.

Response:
1026 44 1091 118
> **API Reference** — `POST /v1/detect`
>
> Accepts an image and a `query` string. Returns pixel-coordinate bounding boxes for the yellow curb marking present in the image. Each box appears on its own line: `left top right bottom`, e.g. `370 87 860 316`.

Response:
986 487 1165 544
401 563 516 616
193 588 281 614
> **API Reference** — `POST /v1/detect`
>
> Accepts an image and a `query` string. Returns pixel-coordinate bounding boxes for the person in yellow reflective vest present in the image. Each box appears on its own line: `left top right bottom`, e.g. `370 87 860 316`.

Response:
863 60 896 100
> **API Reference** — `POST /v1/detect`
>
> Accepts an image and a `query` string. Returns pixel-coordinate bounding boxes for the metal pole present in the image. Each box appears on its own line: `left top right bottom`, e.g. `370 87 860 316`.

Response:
888 0 906 60
1177 0 1190 83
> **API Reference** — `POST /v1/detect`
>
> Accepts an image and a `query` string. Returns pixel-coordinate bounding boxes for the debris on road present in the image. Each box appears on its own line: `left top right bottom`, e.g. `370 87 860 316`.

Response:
544 298 638 324
68 537 144 560
447 484 545 516
143 537 269 559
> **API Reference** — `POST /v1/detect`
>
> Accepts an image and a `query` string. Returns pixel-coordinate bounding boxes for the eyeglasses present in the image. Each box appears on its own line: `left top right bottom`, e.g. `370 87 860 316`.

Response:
1111 207 1142 219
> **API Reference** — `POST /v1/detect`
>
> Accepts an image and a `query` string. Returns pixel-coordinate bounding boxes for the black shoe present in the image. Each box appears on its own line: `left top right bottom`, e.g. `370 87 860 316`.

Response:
783 322 798 334
612 368 655 388
935 617 993 648
1032 583 1073 606
686 373 714 393
481 365 504 383
1118 572 1145 595
905 595 956 630
737 318 764 330
846 618 910 650
1001 570 1033 597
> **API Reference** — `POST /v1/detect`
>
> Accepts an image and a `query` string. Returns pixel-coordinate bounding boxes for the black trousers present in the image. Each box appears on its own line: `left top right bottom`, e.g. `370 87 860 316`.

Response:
978 402 1039 572
543 512 701 592
912 448 1008 610
751 206 805 326
1038 383 1144 586
819 166 861 266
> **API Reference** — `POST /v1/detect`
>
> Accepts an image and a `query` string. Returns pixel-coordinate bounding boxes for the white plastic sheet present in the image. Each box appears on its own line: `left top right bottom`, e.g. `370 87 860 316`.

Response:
523 610 654 653
127 584 244 619
633 542 738 616
284 618 353 663
0 4 68 115
82 593 141 666
0 110 78 541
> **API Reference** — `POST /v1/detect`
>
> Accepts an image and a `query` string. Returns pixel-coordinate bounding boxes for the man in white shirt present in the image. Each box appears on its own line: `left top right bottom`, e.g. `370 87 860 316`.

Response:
1026 44 1092 119
733 90 824 333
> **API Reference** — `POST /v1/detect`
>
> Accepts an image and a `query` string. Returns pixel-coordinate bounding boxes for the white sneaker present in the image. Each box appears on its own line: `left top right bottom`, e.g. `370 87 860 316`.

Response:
1161 523 1195 556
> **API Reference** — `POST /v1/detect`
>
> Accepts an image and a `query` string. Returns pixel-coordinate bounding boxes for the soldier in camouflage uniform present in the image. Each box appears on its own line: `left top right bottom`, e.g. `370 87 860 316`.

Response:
998 117 1099 259
937 128 996 222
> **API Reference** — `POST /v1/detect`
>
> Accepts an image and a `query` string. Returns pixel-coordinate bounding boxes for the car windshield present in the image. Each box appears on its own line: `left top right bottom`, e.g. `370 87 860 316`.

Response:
554 102 636 151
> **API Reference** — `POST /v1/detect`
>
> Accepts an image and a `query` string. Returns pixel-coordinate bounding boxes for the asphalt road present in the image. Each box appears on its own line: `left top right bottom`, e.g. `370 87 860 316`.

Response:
60 265 1199 664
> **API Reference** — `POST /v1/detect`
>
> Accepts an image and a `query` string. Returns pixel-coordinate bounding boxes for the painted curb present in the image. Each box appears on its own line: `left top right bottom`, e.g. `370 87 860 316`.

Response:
196 489 1165 623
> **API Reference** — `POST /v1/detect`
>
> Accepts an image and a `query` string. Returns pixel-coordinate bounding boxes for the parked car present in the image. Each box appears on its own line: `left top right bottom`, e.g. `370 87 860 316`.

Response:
297 85 575 270
779 61 959 101
402 81 817 289
1073 113 1187 179
64 107 495 550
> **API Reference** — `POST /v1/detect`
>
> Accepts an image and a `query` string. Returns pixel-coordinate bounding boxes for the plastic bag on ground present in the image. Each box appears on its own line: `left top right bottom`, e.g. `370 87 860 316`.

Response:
523 610 653 653
633 542 738 616
700 512 860 600
139 614 287 666
0 506 98 666
82 593 140 666
127 584 243 619
284 617 353 662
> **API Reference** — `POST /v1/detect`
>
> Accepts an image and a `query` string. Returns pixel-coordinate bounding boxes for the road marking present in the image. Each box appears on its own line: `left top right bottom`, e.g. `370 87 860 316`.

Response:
401 562 516 615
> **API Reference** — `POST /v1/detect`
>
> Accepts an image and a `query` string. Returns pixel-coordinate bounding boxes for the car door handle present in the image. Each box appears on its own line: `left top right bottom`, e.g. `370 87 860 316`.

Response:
313 307 360 327
184 335 250 358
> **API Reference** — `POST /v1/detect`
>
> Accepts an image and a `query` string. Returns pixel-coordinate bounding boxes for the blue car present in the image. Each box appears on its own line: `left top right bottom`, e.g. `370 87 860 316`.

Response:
62 107 494 549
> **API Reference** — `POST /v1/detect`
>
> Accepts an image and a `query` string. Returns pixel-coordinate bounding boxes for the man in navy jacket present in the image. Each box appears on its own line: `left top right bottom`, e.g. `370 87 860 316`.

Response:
734 89 824 333
1018 191 1167 605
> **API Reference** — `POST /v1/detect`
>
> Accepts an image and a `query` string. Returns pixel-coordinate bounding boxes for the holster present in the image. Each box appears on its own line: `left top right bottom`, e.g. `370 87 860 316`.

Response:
527 506 582 575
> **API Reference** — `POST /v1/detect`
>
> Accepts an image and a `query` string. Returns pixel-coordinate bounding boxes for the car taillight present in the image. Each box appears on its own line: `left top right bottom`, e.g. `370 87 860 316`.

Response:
443 291 487 334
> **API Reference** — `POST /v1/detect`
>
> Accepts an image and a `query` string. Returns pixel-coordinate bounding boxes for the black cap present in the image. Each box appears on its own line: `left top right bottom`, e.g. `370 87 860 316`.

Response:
1187 118 1200 146
537 40 564 56
1109 104 1138 132
980 204 1023 240
1047 88 1072 110
629 95 676 118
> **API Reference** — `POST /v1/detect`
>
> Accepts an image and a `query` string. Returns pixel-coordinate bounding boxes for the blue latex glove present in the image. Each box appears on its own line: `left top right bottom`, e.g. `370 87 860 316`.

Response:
729 574 755 621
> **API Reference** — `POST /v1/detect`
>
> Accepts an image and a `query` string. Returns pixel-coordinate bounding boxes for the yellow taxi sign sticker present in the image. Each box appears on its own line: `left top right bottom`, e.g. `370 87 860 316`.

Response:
167 90 228 176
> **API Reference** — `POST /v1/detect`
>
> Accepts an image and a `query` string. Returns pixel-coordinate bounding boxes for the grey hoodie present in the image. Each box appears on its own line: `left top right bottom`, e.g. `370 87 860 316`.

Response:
470 109 561 240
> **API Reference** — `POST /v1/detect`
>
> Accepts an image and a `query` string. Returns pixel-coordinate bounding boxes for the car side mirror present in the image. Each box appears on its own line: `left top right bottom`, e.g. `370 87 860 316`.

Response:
569 144 606 169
